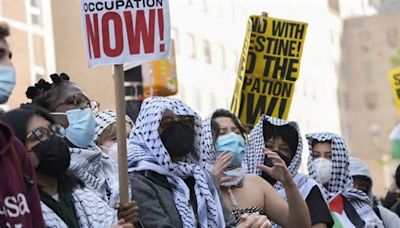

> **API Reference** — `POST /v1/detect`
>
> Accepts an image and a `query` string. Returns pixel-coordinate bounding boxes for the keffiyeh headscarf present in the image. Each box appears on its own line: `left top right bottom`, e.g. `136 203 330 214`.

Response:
306 132 383 227
127 97 225 228
93 109 134 143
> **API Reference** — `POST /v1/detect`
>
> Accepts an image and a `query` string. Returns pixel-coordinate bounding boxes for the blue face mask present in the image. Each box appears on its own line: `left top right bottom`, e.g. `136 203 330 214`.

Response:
215 132 245 166
0 66 16 104
52 108 96 148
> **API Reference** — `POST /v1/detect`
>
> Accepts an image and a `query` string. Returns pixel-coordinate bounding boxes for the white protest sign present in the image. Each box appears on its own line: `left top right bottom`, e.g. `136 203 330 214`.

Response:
80 0 170 68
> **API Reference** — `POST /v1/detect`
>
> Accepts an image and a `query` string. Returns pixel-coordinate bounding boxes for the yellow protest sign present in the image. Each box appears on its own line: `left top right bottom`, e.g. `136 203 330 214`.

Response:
388 67 400 113
231 15 307 127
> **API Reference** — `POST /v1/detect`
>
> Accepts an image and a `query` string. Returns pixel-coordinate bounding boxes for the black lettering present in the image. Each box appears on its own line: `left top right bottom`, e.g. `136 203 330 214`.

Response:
272 82 282 96
295 24 305 39
251 78 260 93
147 0 155 7
245 51 257 74
156 0 163 7
394 74 400 86
255 36 265 52
278 98 287 118
246 93 266 125
265 37 276 54
263 55 275 78
116 0 125 9
133 0 141 8
105 1 114 10
272 21 285 37
96 2 104 11
272 57 288 79
88 2 95 11
244 77 253 88
249 33 256 51
266 97 278 116
397 88 400 99
286 59 298 81
251 17 259 32
282 83 293 97
84 3 88 12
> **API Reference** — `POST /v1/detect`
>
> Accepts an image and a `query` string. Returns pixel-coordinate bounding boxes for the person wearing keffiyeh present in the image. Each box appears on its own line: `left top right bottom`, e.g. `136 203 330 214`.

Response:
245 115 333 228
201 109 311 227
306 132 384 227
127 97 272 228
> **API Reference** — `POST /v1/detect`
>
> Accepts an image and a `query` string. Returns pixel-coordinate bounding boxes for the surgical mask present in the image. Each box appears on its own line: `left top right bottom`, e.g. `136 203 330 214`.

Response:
0 66 16 104
52 108 96 148
161 121 194 158
102 141 127 164
313 158 332 185
31 135 71 177
215 132 245 166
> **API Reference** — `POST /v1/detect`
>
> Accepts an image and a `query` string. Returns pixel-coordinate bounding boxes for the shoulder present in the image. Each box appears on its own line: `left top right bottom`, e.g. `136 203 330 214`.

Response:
129 171 173 191
244 174 273 189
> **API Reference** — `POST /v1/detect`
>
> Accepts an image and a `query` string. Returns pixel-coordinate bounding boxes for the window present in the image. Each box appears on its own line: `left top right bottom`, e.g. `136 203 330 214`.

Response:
365 91 378 110
203 40 211 64
29 0 42 26
188 33 196 58
387 29 398 48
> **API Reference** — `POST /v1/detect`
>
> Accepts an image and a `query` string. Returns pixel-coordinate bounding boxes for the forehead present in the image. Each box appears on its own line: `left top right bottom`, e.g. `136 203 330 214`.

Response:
214 116 235 128
27 115 51 133
313 142 331 151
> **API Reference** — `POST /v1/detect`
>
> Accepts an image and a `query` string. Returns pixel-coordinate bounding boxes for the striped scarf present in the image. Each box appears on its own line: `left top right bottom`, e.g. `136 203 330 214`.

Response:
127 97 225 228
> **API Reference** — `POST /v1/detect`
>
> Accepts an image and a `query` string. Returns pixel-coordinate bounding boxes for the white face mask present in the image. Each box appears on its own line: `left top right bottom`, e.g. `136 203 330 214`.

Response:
313 158 332 185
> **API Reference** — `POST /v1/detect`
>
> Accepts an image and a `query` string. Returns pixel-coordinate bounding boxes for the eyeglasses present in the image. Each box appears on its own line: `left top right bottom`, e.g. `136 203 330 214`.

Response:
51 94 99 113
159 116 194 130
26 123 66 143
0 47 12 59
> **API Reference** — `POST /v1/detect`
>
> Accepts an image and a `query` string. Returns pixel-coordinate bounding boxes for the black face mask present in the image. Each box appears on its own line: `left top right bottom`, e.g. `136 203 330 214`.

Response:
32 135 70 177
161 121 195 158
261 152 291 185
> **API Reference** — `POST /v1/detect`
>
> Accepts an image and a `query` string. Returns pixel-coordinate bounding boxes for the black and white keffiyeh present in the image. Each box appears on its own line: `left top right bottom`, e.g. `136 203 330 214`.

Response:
127 97 225 228
306 132 383 227
41 187 117 227
246 115 303 190
69 143 120 207
93 109 134 143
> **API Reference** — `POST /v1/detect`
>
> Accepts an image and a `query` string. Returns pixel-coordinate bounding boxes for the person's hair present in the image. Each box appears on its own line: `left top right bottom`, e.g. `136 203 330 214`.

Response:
395 163 400 189
0 104 55 145
263 121 298 155
0 22 10 39
25 73 75 111
210 109 247 142
96 123 117 146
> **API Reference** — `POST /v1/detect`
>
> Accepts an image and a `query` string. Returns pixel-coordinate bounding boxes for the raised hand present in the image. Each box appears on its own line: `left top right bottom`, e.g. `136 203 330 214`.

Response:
256 149 294 187
212 152 233 185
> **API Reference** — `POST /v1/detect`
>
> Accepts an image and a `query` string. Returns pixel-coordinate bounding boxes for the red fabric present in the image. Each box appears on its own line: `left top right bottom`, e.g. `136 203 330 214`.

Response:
329 193 344 214
0 121 45 228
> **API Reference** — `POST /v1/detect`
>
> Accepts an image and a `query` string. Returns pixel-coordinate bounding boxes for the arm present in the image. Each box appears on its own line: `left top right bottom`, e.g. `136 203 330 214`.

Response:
129 174 177 228
257 150 311 228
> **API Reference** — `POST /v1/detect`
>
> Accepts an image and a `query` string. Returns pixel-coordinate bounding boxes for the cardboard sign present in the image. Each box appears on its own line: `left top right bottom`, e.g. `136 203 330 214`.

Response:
388 67 400 113
80 0 171 68
231 15 307 127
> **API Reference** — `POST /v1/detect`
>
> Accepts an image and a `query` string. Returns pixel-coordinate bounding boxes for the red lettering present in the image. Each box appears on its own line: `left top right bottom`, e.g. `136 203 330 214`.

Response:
85 14 100 59
102 12 124 57
157 8 164 52
124 9 155 54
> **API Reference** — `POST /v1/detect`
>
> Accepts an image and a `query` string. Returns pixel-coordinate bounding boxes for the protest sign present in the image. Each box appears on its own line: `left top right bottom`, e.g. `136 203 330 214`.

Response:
80 0 171 68
388 67 400 113
231 15 307 127
142 40 177 97
80 0 171 203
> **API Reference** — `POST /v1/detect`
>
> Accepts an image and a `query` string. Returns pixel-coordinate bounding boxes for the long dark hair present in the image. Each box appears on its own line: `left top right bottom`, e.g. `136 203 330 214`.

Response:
211 109 247 142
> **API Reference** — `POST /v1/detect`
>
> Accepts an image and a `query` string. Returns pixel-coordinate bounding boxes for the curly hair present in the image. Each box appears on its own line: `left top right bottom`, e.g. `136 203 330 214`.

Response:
0 22 10 39
25 73 74 111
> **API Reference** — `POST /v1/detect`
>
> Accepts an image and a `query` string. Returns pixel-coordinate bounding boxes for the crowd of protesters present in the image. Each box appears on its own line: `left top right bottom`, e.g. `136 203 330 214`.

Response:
2 20 400 228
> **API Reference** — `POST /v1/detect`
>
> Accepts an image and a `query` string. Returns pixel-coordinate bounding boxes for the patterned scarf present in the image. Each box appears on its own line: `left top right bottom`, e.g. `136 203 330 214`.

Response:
306 132 383 227
40 187 117 228
200 111 246 187
68 143 119 207
127 97 225 228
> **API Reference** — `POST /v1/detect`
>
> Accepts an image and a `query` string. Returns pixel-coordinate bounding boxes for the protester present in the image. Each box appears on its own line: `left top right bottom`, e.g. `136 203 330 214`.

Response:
245 115 333 228
201 109 311 227
93 109 134 163
0 22 15 106
382 163 400 216
1 104 138 227
25 73 140 216
127 97 272 228
306 132 383 227
0 21 45 228
349 157 400 227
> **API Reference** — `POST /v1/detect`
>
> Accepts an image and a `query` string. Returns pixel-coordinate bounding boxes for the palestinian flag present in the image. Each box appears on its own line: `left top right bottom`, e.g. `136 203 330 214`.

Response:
329 194 365 228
